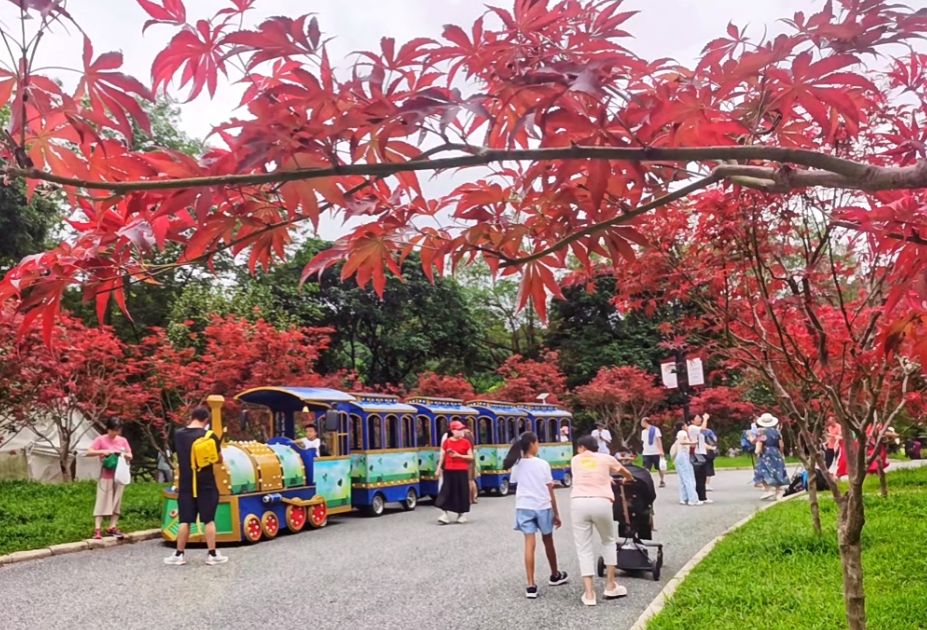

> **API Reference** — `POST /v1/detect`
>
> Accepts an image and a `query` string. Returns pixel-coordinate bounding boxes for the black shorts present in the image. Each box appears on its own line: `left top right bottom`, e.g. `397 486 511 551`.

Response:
178 489 219 524
642 454 661 470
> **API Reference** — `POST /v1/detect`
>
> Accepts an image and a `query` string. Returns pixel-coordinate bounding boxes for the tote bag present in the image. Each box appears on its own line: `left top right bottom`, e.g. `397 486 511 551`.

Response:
114 455 132 486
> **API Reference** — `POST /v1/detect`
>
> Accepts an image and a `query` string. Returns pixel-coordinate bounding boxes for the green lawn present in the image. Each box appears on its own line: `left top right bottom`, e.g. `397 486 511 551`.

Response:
647 467 927 630
0 480 165 555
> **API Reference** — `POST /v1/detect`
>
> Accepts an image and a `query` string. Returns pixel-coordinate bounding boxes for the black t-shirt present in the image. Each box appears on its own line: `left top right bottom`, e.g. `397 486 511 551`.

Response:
174 426 222 493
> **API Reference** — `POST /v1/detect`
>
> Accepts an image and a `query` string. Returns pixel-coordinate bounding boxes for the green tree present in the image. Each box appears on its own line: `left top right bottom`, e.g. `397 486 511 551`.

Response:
0 182 59 272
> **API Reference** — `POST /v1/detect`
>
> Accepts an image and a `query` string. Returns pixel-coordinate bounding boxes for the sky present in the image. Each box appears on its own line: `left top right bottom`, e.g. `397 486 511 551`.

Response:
0 0 810 239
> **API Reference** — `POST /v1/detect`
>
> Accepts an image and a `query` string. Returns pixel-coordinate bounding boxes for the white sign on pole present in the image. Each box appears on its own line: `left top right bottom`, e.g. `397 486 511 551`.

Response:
660 361 678 389
686 357 705 387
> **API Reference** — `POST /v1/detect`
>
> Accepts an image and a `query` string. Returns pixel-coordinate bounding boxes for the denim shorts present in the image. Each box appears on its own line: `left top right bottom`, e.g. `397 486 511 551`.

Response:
514 508 554 535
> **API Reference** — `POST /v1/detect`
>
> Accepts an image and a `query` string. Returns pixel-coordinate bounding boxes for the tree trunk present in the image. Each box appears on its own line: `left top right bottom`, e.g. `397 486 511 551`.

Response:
58 451 74 482
806 461 822 536
837 483 867 630
876 458 888 499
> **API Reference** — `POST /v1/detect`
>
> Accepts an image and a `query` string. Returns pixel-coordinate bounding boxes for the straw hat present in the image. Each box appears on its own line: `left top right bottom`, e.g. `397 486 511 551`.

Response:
756 413 779 428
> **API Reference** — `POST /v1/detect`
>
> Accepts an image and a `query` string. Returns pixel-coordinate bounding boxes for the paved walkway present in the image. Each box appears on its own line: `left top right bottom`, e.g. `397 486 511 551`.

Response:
1 468 773 630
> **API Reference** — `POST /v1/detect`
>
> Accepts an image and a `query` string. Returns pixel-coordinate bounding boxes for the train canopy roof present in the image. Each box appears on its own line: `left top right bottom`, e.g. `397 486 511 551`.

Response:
406 397 479 416
345 393 419 415
518 403 572 418
465 400 530 417
235 386 356 412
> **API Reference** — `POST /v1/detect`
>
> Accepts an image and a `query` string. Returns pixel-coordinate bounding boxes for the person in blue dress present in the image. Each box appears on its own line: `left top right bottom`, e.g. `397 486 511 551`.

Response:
754 413 790 500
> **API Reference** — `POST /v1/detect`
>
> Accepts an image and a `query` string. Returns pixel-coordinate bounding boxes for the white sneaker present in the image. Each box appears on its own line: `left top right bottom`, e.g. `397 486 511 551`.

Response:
703 499 715 504
581 593 597 606
456 514 468 524
688 501 703 506
679 500 687 505
163 552 186 566
604 584 628 599
205 551 228 565
438 512 450 525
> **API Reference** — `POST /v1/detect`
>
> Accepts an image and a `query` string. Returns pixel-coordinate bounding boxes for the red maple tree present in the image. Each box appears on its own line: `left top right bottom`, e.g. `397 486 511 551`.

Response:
495 351 567 404
409 371 476 400
574 365 666 449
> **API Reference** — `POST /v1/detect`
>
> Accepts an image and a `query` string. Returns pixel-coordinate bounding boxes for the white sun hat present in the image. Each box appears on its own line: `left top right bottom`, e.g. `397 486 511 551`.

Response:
756 413 779 428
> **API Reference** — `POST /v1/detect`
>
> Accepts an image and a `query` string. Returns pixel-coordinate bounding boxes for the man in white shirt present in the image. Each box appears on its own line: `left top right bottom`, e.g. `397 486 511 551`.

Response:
591 423 612 454
639 417 665 488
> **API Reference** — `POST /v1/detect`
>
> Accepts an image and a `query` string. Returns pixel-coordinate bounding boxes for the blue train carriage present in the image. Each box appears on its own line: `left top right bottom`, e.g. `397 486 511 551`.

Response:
159 388 355 544
519 402 574 487
405 396 481 498
465 400 536 496
342 393 422 516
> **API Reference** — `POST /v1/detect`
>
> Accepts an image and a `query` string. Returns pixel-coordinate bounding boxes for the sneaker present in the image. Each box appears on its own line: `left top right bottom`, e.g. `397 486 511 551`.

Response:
526 585 538 599
688 501 703 506
604 584 628 599
438 512 450 525
659 481 666 488
163 552 186 566
678 500 687 505
456 514 468 524
205 551 228 566
92 529 102 540
548 571 569 586
581 593 597 606
106 527 126 540
702 499 715 504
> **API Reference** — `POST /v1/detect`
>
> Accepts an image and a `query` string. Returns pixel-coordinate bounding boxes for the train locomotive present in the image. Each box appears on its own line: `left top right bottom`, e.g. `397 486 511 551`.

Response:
160 387 573 544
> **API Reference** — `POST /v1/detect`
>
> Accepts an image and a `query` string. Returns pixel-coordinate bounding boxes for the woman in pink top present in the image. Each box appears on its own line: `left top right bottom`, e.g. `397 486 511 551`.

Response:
85 418 133 540
570 434 634 606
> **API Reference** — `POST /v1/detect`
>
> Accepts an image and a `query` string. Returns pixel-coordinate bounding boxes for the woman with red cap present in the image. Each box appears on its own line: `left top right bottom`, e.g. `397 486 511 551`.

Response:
435 420 475 524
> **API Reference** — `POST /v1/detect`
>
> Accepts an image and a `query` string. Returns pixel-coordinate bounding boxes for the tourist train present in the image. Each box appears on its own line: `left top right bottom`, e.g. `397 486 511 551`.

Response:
160 387 573 544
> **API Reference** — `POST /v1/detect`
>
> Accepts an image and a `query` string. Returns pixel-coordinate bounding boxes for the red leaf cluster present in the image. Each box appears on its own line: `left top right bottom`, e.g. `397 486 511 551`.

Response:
495 351 567 404
409 371 476 401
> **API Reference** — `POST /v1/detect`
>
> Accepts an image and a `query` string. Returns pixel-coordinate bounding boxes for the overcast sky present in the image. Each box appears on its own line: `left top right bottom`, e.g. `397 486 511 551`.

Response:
0 0 810 239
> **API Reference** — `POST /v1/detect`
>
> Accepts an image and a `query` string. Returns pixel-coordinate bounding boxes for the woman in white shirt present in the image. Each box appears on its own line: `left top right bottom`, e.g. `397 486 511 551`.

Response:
671 421 700 506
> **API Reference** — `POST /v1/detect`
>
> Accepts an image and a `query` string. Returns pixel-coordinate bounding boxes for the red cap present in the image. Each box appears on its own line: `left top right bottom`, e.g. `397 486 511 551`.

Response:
449 420 467 431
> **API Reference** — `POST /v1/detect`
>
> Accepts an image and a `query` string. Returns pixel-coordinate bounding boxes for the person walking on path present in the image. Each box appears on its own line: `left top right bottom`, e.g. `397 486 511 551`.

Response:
686 414 713 503
591 422 612 454
670 422 700 506
164 406 229 566
639 417 665 488
503 431 569 599
570 435 634 606
435 420 474 524
85 418 133 540
463 428 481 504
702 423 718 492
754 413 790 500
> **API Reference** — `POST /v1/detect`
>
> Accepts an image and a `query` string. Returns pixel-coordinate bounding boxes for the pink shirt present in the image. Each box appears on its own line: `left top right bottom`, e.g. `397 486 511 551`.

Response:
570 452 616 502
90 434 132 480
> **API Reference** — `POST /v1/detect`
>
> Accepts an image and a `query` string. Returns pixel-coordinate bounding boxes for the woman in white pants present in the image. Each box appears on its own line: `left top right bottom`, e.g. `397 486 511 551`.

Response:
570 434 634 606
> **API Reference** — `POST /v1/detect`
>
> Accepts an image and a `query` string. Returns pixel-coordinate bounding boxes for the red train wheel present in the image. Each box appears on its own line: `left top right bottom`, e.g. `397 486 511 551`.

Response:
242 513 262 543
261 511 280 538
285 505 307 533
307 501 328 529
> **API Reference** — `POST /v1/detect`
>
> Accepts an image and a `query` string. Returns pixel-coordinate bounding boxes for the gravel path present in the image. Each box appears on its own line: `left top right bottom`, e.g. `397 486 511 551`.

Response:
1 468 770 630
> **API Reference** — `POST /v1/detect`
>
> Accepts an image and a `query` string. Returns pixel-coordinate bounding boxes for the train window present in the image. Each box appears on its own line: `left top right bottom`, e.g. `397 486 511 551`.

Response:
417 415 433 447
384 415 400 449
508 417 518 442
549 419 559 442
464 416 475 435
536 418 548 442
402 415 415 448
350 414 363 450
368 415 383 449
435 416 448 441
478 416 493 444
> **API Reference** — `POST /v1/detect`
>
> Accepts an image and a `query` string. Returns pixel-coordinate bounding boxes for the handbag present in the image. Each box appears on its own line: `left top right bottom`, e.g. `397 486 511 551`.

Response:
114 455 132 486
658 456 668 472
690 453 708 469
102 453 119 470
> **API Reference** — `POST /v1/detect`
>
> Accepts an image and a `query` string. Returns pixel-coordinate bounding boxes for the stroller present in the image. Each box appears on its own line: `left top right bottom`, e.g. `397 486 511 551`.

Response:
596 463 664 581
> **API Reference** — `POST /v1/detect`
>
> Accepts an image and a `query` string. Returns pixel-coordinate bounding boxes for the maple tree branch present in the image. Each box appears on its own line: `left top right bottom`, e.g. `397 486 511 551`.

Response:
9 145 927 194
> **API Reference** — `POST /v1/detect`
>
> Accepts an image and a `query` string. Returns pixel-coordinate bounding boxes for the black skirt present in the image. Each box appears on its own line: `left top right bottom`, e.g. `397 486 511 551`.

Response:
435 470 470 514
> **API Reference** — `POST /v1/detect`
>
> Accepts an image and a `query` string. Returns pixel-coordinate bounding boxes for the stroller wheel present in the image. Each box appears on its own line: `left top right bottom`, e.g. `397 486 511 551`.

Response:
652 565 661 581
596 556 606 578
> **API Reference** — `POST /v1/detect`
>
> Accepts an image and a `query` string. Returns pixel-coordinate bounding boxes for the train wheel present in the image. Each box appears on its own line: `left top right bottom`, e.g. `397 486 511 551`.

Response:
307 501 328 529
242 514 262 543
401 488 417 511
285 505 307 533
498 478 510 496
561 472 573 488
261 511 280 539
366 493 386 516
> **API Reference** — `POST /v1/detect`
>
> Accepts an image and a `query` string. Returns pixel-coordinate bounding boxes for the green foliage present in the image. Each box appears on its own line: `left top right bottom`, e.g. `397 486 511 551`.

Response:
546 278 666 387
647 467 927 630
0 481 164 555
0 182 60 273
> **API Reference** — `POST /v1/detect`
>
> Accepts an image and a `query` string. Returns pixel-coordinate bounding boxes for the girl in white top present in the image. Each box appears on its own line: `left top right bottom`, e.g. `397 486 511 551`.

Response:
504 432 569 599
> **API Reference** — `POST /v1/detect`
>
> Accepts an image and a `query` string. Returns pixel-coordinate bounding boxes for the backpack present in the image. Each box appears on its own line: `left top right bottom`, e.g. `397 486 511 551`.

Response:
190 430 220 497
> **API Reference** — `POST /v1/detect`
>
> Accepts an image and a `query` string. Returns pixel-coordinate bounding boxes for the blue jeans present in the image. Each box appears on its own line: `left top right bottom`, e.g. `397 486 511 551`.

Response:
675 453 698 504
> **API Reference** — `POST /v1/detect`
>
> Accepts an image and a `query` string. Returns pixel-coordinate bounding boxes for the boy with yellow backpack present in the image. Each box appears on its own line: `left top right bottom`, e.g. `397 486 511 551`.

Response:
164 406 229 566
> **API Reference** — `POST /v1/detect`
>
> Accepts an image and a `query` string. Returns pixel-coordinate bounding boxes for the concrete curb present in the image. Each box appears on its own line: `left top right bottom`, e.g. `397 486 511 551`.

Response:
0 528 161 568
628 491 806 630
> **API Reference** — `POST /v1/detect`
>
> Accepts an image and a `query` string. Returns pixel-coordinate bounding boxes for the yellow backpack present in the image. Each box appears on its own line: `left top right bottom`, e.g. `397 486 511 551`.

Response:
190 430 219 497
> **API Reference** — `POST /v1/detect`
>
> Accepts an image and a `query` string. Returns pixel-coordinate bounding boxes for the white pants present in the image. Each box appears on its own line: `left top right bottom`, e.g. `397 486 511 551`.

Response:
571 497 617 577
